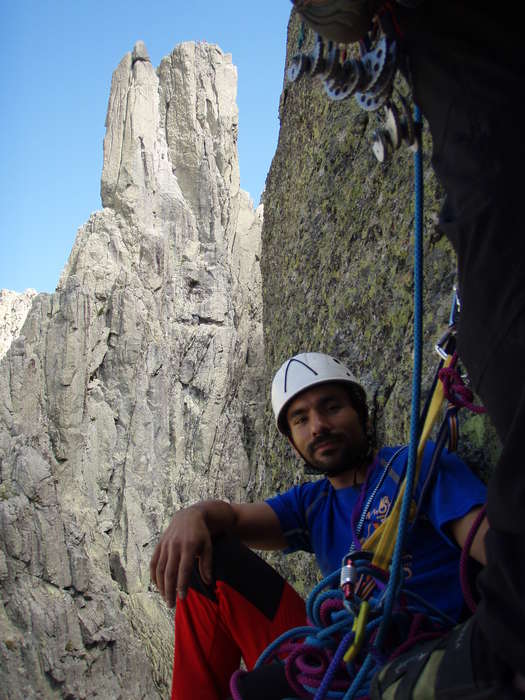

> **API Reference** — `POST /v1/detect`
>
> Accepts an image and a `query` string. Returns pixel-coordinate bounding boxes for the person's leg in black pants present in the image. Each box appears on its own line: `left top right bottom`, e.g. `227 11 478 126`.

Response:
390 0 525 687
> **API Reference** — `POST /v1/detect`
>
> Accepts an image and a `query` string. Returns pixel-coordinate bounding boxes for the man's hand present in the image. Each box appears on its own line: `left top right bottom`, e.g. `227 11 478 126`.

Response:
149 507 213 607
149 499 286 608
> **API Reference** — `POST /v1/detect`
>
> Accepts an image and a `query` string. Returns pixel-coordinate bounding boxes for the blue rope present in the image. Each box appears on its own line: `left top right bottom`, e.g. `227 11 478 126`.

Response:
373 105 424 655
253 107 427 700
255 626 317 668
314 631 354 700
307 572 340 623
343 653 375 700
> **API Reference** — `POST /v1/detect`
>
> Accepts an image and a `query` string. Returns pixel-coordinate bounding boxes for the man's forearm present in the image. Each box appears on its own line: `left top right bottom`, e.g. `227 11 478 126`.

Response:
191 499 288 550
189 499 238 537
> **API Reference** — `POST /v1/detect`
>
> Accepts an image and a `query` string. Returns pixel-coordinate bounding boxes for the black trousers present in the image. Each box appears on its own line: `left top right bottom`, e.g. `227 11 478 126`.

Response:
392 0 525 674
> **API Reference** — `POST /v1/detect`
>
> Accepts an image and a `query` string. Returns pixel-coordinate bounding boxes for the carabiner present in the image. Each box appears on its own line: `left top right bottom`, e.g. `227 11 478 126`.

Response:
340 554 358 600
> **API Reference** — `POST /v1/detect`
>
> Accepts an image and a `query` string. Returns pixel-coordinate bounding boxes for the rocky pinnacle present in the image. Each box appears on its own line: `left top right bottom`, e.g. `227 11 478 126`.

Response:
0 41 263 699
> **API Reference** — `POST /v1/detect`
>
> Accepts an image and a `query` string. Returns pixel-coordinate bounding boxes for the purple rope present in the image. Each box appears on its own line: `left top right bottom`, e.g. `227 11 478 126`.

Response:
438 355 486 414
284 640 354 698
319 598 344 626
460 504 487 613
294 647 329 675
388 630 443 661
313 630 354 700
386 613 443 660
229 670 246 700
285 645 322 699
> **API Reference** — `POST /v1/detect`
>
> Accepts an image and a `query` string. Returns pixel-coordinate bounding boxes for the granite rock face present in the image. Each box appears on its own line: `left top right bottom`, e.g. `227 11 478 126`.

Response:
0 289 37 359
0 41 263 698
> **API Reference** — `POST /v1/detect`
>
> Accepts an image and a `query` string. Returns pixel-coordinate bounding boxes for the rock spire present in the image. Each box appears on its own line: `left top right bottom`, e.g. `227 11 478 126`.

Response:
0 41 263 698
0 289 37 359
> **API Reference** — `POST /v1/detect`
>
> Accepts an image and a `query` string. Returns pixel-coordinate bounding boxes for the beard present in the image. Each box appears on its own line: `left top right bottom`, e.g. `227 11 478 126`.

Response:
301 432 370 477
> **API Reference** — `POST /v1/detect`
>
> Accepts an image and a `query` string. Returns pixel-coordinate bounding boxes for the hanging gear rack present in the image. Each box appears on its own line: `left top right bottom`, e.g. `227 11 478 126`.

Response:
286 20 420 162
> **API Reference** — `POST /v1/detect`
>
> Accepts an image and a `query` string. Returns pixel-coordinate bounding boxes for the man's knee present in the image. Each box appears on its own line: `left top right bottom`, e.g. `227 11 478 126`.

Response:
189 535 287 620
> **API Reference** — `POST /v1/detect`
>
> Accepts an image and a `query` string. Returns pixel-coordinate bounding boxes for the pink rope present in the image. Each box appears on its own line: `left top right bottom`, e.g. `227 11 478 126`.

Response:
319 598 344 627
438 353 486 414
284 638 357 696
460 504 487 613
284 645 323 698
294 647 329 675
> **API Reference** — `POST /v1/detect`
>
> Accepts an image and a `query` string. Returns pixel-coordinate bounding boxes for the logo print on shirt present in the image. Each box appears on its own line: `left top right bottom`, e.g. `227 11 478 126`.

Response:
363 495 392 537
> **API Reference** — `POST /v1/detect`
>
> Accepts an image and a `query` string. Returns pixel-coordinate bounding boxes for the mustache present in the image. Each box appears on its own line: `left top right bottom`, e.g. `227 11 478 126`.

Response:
308 433 341 453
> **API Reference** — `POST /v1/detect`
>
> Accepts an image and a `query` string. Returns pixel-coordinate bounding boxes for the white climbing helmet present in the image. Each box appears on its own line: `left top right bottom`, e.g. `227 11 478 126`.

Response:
271 352 363 434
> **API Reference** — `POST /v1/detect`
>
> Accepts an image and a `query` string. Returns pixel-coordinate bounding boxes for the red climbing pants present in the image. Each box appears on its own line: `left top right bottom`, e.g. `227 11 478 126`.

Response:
171 536 306 700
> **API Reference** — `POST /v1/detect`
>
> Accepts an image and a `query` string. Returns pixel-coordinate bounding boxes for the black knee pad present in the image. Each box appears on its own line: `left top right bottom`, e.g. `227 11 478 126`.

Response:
189 535 286 620
229 663 294 700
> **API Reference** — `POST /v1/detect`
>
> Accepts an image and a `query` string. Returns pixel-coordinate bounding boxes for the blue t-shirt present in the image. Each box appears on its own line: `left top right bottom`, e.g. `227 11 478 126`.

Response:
266 443 487 621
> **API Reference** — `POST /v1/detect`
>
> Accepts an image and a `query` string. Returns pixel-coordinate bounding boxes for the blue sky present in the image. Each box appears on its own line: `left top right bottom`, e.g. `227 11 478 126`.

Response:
1 1 292 293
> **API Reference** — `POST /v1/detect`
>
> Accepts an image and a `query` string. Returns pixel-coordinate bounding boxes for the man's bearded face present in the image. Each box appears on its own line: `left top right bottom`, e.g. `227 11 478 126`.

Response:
286 383 368 476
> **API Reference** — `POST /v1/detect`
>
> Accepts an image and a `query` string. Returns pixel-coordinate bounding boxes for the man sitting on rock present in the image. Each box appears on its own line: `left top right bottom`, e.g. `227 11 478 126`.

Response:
150 352 487 700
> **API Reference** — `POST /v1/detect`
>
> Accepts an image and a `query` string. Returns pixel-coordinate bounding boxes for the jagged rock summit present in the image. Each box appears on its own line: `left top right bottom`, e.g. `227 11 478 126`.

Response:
0 289 37 360
0 41 263 699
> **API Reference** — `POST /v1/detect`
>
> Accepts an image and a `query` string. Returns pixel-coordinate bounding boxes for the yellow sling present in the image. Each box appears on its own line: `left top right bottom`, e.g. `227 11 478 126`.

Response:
361 353 454 572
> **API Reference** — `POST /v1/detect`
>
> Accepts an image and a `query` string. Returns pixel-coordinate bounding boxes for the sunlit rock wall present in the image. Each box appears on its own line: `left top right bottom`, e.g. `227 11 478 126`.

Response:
0 289 37 360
